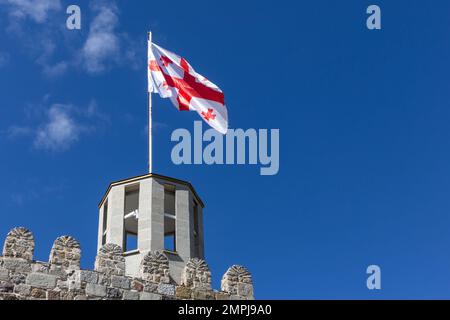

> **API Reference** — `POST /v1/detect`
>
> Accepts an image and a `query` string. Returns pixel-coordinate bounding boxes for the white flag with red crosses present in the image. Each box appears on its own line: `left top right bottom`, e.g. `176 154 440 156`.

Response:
148 42 228 134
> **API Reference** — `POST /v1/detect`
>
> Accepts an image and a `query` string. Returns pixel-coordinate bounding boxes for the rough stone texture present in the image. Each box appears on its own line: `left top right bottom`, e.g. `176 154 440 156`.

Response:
140 251 170 284
10 274 26 285
86 283 107 297
221 265 254 299
49 236 81 269
0 227 255 300
215 292 231 300
106 287 122 299
157 283 175 296
26 273 58 289
181 258 212 290
123 290 140 300
73 270 98 284
0 282 14 293
14 284 31 296
2 258 32 273
2 227 34 260
176 286 192 300
111 275 130 289
191 289 215 300
94 243 125 277
131 279 144 292
47 289 61 300
31 288 46 299
144 282 158 293
140 292 162 300
0 268 9 281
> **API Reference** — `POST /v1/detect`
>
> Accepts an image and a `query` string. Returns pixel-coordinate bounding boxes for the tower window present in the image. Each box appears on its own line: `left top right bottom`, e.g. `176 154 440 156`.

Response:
164 185 175 216
164 185 176 252
102 200 108 245
124 184 139 252
193 200 200 257
125 232 137 252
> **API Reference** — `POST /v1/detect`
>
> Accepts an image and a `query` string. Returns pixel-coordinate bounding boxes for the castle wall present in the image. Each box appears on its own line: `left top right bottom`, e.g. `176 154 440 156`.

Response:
0 227 254 301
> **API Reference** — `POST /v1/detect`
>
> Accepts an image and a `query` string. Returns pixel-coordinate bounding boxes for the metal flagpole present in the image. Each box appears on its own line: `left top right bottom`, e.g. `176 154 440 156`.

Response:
148 31 153 174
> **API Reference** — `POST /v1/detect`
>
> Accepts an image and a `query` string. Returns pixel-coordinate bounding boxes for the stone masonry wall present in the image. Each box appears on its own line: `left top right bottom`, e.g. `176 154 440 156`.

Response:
0 227 254 301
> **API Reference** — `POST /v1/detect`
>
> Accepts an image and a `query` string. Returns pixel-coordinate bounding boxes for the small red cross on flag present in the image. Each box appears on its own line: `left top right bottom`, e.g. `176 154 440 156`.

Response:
148 41 228 134
201 109 216 122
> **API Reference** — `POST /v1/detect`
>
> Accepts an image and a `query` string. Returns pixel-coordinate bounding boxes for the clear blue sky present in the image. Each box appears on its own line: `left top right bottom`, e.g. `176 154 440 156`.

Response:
1 0 450 299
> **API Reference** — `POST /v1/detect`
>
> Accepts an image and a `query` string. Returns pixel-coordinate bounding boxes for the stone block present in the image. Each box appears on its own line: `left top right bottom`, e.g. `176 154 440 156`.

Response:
237 283 254 299
2 258 32 273
10 274 26 285
32 262 50 274
56 279 69 290
158 283 175 296
123 290 140 300
68 279 82 290
0 282 14 293
26 273 58 289
106 287 122 299
30 288 46 299
191 289 215 300
144 282 158 293
75 270 98 284
14 284 31 296
0 268 9 281
60 290 81 300
47 289 61 300
0 293 19 300
85 283 107 297
175 286 192 300
215 292 231 300
131 280 144 292
140 292 162 300
111 275 130 289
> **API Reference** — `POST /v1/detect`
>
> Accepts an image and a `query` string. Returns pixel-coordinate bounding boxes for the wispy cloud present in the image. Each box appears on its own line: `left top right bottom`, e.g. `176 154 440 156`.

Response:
42 61 69 78
9 179 66 206
8 99 110 152
82 2 120 74
0 0 61 23
0 0 140 77
81 1 141 74
34 104 80 151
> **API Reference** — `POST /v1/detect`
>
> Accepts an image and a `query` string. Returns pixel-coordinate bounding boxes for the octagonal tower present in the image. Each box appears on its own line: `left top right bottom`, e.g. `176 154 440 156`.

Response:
98 173 205 284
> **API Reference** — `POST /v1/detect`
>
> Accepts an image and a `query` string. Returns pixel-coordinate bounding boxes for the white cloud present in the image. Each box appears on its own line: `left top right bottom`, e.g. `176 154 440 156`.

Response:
0 0 140 76
7 125 33 138
1 0 61 23
82 3 121 74
7 100 109 152
42 61 69 77
34 104 80 151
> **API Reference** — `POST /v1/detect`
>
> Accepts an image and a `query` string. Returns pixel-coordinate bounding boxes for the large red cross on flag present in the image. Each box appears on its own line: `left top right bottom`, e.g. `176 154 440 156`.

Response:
148 42 228 134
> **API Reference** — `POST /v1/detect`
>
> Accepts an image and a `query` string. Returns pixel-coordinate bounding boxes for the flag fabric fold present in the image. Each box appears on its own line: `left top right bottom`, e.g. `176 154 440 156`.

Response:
148 41 228 134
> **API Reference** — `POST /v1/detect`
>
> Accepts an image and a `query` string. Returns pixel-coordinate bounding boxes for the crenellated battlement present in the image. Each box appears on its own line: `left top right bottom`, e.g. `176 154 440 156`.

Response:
0 227 254 300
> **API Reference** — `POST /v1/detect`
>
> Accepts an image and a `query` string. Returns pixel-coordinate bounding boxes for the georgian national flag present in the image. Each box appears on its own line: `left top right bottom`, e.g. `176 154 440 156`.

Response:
148 42 228 134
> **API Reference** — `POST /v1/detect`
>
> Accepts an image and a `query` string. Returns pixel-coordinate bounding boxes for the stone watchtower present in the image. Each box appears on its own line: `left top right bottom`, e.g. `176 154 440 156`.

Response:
97 173 205 284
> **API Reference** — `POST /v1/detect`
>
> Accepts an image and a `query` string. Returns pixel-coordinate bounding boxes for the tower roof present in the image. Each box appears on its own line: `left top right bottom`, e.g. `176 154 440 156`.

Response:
98 173 205 209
